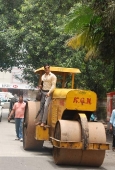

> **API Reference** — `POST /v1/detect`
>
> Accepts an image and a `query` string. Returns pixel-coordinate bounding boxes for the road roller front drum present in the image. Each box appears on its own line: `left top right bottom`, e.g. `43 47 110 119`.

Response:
53 120 107 167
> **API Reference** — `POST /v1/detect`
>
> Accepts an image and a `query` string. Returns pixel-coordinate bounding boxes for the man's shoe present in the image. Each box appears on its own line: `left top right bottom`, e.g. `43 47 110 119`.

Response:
15 137 19 140
40 123 46 127
20 138 23 142
112 147 115 151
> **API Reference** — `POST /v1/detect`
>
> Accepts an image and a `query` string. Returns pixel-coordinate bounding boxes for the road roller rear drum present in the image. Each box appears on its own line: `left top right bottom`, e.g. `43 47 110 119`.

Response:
23 101 44 150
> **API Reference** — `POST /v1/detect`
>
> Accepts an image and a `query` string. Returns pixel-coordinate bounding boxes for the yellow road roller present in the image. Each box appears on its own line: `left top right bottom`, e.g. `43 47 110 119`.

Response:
23 66 110 167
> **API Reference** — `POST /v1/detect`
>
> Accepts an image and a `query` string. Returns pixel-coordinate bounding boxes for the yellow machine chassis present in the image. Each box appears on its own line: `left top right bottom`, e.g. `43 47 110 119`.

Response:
23 66 110 167
51 137 110 150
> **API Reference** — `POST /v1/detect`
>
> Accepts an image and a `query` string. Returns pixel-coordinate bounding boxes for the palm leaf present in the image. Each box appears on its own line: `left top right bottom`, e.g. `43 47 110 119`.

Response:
64 3 93 34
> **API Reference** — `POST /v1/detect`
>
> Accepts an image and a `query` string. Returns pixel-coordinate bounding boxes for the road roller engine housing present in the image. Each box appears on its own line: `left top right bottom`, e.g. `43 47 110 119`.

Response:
23 67 110 167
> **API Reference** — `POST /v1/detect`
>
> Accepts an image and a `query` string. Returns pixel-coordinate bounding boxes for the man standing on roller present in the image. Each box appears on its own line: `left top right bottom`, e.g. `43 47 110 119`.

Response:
35 64 57 127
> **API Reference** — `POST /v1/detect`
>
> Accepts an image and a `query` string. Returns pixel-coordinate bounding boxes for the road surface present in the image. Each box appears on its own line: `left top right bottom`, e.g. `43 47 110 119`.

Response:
0 109 115 170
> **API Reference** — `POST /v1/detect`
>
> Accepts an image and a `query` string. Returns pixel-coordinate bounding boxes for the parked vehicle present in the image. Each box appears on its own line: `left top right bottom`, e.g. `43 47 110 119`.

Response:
1 99 10 109
0 92 14 109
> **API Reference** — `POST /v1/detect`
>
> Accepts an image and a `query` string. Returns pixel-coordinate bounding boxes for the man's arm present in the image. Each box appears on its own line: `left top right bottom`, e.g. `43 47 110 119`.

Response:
8 103 16 120
8 109 15 120
48 74 57 95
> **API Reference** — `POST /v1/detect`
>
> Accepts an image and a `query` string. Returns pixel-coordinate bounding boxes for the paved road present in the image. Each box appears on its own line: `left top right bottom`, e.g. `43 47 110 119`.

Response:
0 109 115 170
0 109 52 157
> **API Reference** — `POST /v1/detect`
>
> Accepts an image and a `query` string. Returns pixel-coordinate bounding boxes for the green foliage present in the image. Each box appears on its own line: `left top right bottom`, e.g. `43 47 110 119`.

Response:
0 0 24 70
63 0 115 93
61 49 113 98
13 0 80 85
64 0 115 62
0 0 115 99
64 3 93 34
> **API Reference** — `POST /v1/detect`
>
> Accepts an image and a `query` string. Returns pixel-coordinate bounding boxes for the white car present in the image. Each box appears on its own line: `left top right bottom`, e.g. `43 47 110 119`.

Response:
0 92 14 109
0 99 10 109
1 101 10 109
0 105 2 122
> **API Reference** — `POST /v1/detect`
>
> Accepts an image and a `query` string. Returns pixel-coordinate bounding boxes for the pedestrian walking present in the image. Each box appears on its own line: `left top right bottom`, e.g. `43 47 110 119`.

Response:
35 64 57 127
110 109 115 151
8 95 26 142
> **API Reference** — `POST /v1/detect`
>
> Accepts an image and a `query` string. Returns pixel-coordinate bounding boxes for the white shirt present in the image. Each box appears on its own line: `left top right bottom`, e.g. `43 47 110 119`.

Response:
41 72 57 94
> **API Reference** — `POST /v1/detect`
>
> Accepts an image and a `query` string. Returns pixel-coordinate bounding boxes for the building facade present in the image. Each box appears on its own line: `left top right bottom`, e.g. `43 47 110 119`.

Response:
0 67 37 100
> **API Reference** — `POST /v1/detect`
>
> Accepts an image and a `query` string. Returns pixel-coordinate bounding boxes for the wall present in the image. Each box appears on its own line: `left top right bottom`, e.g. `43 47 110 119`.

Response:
0 71 12 83
0 67 36 100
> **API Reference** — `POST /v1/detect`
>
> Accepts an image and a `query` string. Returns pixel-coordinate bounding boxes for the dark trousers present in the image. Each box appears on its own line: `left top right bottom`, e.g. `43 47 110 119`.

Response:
113 135 115 147
38 91 52 124
113 126 115 148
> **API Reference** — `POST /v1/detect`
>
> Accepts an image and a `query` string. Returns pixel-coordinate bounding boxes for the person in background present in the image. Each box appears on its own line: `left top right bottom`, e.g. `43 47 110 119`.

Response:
90 112 97 122
110 109 115 151
8 95 26 142
8 94 18 121
35 64 57 127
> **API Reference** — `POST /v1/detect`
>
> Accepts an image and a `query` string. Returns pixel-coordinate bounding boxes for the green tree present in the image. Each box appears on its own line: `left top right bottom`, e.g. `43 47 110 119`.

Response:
12 0 80 85
0 0 24 70
64 0 115 90
64 1 115 60
61 49 113 98
0 0 84 71
0 0 114 98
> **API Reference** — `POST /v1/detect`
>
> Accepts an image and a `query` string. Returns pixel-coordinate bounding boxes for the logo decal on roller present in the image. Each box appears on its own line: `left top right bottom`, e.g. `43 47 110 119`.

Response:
73 97 91 105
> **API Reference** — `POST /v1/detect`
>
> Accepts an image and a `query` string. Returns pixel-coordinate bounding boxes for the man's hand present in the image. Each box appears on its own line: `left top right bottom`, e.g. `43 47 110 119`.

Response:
8 116 11 121
39 85 42 89
46 93 50 97
8 110 14 121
